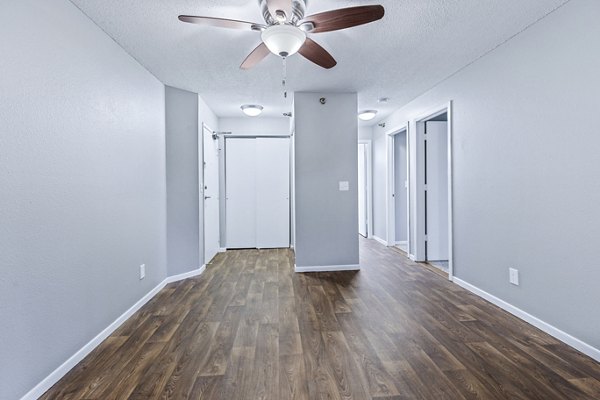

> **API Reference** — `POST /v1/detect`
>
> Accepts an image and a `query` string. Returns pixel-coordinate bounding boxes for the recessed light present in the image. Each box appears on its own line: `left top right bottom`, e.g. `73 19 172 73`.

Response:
358 110 378 121
241 104 263 117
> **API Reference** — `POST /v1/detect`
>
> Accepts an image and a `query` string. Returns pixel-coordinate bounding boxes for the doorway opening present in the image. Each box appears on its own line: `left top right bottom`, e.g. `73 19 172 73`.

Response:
386 124 410 257
392 129 409 253
414 103 453 279
358 140 373 238
202 123 220 265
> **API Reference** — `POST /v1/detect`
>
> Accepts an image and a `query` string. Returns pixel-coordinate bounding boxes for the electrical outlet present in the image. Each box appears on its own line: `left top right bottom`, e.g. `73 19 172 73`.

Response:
509 268 519 286
140 264 146 280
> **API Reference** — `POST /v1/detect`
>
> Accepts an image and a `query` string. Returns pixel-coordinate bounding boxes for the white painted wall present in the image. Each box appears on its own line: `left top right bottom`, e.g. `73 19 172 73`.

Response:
359 125 373 141
372 0 600 352
0 0 166 398
294 92 359 270
219 117 290 136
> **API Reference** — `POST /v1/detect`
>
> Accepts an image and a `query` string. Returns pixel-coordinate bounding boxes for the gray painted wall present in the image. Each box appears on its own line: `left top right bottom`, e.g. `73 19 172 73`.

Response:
372 0 600 349
294 92 359 268
0 0 166 398
394 131 408 242
166 86 199 276
218 117 290 246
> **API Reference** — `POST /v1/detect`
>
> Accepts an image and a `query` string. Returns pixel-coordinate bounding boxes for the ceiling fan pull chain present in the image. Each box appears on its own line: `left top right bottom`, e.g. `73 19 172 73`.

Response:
282 56 287 98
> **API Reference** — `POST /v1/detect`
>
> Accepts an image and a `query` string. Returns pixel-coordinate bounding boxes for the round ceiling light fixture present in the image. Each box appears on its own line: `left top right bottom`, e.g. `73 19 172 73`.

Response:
241 104 264 117
358 110 378 121
261 24 306 57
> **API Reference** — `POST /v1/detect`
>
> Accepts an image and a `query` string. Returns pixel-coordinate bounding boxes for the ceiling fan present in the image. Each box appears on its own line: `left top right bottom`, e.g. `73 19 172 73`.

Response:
178 0 385 70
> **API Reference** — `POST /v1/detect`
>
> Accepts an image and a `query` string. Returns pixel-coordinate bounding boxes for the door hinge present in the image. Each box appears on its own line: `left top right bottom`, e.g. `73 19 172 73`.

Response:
424 184 428 191
424 235 428 241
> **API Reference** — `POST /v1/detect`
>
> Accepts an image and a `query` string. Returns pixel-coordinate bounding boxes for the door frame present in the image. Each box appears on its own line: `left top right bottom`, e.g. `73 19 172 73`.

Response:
413 101 454 280
201 122 220 264
386 124 411 255
358 140 373 239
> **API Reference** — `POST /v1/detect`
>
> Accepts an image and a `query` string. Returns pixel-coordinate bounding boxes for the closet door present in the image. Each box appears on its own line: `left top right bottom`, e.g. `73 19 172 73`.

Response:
256 138 290 248
225 138 256 248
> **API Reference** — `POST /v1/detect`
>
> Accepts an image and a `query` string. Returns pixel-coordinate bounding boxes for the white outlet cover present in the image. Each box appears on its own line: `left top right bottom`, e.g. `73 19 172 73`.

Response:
339 181 349 191
140 264 146 280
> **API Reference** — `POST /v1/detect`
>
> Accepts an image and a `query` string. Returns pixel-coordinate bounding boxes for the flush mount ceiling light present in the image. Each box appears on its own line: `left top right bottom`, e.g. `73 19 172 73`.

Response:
241 104 263 117
261 24 306 57
358 110 378 121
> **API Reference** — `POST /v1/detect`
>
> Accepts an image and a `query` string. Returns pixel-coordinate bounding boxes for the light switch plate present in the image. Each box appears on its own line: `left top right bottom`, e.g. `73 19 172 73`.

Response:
509 268 519 286
339 181 349 191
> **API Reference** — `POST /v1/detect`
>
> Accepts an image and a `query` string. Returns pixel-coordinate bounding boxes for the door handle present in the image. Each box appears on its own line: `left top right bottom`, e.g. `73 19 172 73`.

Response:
204 196 212 200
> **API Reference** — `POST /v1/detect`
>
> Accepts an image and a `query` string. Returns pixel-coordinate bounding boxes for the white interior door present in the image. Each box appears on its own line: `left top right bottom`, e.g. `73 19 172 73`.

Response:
425 121 449 260
203 125 220 264
225 138 257 248
358 144 367 237
256 138 290 248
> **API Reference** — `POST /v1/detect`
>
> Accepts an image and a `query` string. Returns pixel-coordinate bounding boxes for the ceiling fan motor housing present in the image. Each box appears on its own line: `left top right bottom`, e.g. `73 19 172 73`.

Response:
260 0 307 24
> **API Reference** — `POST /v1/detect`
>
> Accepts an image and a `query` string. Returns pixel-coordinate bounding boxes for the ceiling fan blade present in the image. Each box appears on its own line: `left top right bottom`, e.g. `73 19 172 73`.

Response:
298 38 337 69
265 0 293 21
240 43 271 70
178 15 265 31
302 5 384 33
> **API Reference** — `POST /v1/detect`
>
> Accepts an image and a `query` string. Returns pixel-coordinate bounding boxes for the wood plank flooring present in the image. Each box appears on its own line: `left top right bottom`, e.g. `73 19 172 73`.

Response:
41 238 600 399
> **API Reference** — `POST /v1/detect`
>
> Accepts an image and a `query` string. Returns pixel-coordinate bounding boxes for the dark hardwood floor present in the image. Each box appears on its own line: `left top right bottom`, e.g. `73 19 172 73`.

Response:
41 238 600 399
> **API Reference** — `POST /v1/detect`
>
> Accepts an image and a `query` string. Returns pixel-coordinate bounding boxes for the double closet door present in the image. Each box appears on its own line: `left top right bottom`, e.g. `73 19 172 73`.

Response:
225 137 290 249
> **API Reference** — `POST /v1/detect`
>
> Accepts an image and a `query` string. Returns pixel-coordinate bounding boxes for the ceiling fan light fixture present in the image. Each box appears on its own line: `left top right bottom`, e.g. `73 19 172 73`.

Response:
358 110 378 121
241 104 264 117
261 24 306 57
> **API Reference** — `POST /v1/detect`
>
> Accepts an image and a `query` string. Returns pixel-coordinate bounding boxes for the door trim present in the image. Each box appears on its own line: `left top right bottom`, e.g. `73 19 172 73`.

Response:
413 101 454 281
386 124 411 256
358 140 373 239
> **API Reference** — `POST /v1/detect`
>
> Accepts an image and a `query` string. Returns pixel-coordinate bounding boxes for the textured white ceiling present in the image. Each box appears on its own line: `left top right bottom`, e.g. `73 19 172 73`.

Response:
69 0 567 122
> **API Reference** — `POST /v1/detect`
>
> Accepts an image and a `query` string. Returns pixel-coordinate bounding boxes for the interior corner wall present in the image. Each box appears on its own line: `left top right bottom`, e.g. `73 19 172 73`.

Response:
0 0 167 398
166 86 200 276
372 0 600 350
293 92 359 268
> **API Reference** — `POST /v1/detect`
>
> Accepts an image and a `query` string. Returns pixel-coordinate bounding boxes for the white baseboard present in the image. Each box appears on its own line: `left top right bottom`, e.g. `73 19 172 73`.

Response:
218 247 227 253
165 265 205 284
371 235 388 246
295 264 360 273
453 278 600 363
20 267 206 400
395 241 408 246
